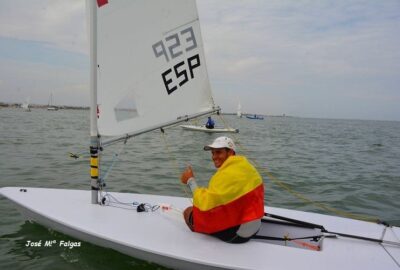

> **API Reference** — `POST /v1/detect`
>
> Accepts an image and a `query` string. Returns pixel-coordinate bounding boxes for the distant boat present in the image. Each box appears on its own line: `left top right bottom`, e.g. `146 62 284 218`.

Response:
237 101 242 118
21 98 31 112
180 124 239 133
47 93 58 111
246 114 264 120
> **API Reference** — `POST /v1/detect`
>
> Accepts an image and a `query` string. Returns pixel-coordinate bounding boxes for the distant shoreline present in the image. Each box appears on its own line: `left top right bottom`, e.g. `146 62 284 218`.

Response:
1 102 287 116
222 112 289 117
1 102 398 122
0 102 89 110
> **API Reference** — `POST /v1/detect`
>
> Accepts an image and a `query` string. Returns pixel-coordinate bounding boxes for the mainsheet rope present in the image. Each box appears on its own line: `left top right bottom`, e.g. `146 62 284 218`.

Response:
159 128 193 205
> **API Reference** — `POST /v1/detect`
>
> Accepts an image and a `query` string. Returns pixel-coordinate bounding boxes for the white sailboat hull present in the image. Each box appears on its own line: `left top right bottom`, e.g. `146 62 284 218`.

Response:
180 125 239 133
1 187 399 270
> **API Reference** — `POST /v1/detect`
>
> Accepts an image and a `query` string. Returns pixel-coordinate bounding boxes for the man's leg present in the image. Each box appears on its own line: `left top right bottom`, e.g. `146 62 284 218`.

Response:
183 206 194 231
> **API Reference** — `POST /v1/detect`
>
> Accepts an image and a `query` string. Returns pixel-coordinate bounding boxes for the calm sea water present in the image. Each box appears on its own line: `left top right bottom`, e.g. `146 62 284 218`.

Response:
1 107 399 269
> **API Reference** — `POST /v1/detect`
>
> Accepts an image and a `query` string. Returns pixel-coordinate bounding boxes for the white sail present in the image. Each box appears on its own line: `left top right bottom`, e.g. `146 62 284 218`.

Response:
47 93 58 111
21 98 30 111
237 101 242 117
96 0 215 136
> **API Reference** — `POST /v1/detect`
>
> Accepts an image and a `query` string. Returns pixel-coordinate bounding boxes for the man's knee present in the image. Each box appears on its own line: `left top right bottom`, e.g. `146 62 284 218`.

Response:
183 206 194 231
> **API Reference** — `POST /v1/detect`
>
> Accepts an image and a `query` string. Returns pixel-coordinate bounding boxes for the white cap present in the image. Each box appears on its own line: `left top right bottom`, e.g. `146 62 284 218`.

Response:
204 136 236 152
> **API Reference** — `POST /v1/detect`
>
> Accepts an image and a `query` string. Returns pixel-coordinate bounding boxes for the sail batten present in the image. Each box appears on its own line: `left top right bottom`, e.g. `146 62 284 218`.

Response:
96 0 215 137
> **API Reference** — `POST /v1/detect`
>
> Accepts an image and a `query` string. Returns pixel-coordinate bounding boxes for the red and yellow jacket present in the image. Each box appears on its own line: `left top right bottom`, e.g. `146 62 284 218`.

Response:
192 156 264 233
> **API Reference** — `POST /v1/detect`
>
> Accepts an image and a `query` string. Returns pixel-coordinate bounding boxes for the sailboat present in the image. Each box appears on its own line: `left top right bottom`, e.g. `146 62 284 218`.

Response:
0 1 399 270
180 123 239 133
246 114 264 120
47 93 58 111
237 101 242 118
21 98 31 112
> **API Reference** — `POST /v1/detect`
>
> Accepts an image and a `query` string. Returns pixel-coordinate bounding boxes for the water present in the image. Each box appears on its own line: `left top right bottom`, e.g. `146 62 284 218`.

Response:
1 107 399 269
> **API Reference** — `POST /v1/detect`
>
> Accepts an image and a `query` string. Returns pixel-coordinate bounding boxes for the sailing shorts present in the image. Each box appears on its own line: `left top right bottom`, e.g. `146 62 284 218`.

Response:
188 211 251 244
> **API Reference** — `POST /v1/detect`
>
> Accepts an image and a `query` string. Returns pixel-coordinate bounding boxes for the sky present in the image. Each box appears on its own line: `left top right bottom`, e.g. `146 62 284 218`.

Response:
0 0 399 121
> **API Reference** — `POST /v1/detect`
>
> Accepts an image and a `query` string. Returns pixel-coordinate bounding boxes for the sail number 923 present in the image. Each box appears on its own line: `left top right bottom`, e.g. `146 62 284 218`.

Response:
152 26 201 95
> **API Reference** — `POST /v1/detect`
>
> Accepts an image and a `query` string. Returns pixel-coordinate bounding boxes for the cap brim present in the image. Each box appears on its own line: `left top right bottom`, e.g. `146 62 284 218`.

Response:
204 144 227 151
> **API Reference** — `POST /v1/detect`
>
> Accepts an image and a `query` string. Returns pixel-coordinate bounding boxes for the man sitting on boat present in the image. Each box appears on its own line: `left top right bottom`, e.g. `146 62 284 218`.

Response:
205 116 215 129
181 136 265 243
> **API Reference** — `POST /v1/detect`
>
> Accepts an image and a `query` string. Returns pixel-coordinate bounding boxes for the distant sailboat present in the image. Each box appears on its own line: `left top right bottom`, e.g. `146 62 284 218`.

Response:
237 101 242 118
180 124 239 133
246 114 264 120
21 98 31 112
47 93 58 111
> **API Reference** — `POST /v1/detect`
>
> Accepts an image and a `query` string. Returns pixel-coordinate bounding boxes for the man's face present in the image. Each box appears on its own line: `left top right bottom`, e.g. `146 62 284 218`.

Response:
211 148 233 168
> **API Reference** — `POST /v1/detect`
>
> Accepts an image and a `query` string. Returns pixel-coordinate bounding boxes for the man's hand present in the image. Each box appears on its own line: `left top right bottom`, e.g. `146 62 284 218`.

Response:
181 165 194 184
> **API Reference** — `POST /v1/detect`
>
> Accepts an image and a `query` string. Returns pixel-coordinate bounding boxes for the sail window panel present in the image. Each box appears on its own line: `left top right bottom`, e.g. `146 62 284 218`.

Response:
114 91 138 122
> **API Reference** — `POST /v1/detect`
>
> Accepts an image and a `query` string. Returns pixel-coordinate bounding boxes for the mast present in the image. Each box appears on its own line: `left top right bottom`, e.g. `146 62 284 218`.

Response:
89 0 99 204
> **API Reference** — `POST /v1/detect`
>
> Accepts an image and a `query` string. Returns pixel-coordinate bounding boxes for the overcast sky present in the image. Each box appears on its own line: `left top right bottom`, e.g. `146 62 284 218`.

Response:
0 0 399 121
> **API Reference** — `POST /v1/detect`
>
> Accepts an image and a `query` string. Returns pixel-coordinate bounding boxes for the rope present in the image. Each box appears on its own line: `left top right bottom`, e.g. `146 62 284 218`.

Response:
99 191 160 212
99 139 127 186
159 129 193 204
68 148 89 159
92 139 164 213
216 114 380 223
